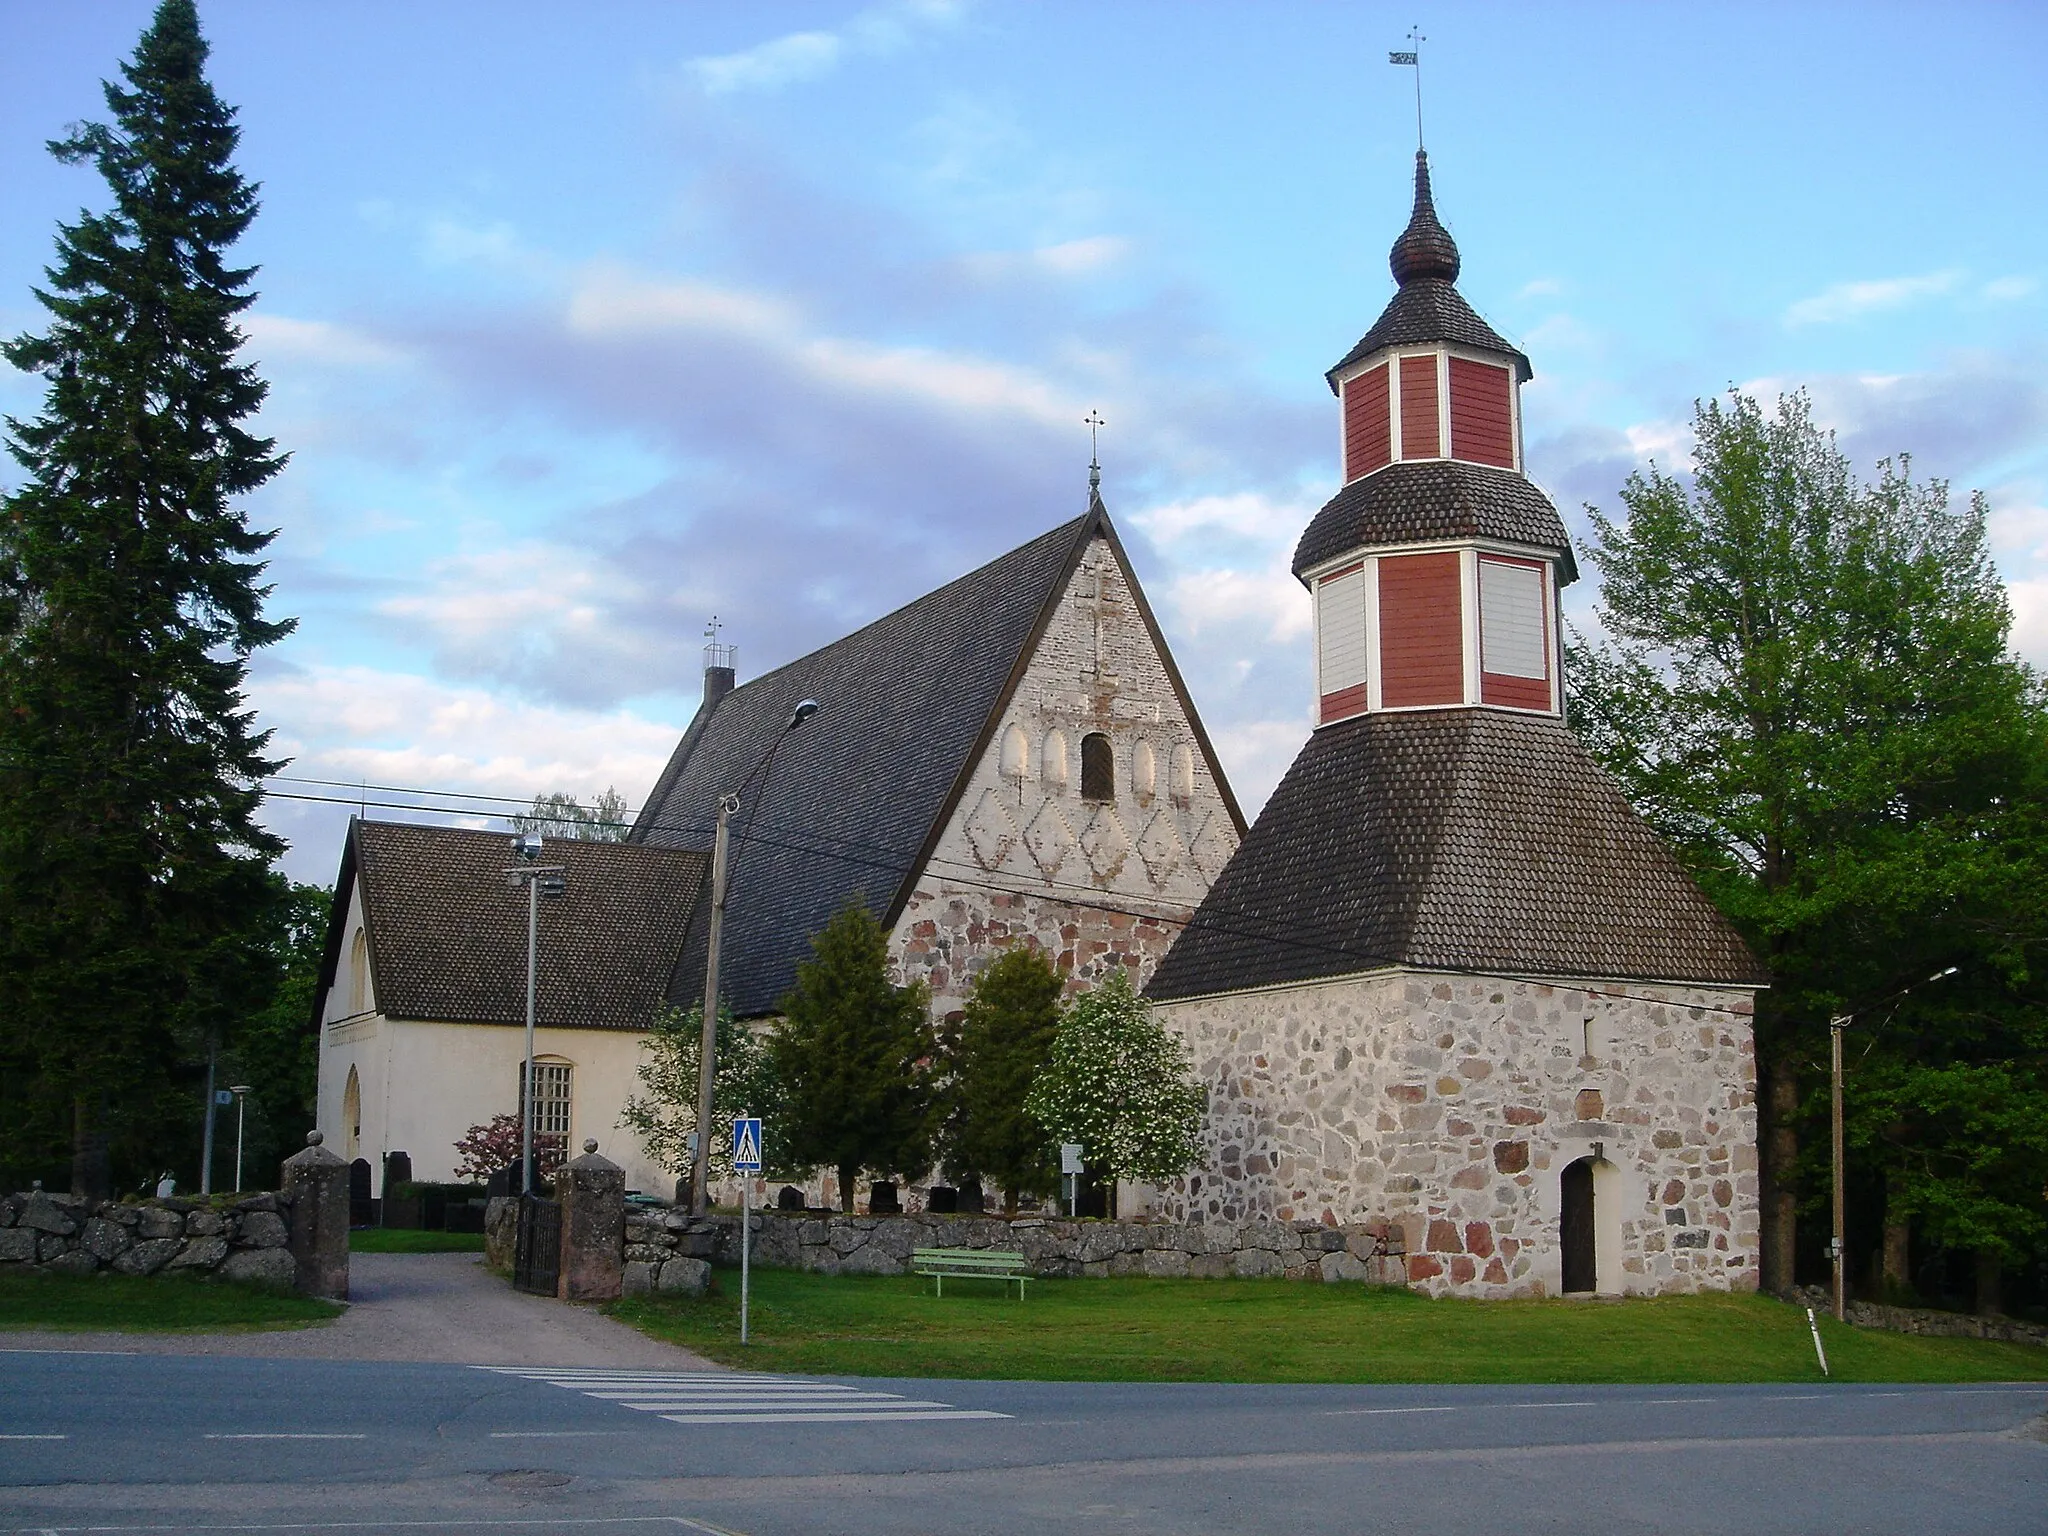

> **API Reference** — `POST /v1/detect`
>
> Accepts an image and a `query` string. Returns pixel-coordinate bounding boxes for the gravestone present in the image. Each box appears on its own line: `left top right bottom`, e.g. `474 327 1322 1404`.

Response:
776 1184 805 1211
553 1140 625 1302
348 1157 375 1227
383 1149 412 1188
957 1179 986 1214
281 1131 350 1299
868 1181 900 1214
926 1185 958 1213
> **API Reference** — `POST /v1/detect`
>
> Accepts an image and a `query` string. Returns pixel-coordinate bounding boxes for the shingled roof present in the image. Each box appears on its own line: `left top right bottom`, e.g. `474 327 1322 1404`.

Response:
632 502 1240 1017
1292 461 1578 584
1144 710 1765 1002
313 820 709 1029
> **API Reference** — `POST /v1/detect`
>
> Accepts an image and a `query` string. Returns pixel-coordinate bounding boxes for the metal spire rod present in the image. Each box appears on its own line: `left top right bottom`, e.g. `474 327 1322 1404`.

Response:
1390 26 1426 149
1084 408 1105 499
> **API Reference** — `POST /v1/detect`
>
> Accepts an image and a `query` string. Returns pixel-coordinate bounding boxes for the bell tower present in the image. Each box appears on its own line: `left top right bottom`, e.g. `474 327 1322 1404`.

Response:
1297 151 1573 726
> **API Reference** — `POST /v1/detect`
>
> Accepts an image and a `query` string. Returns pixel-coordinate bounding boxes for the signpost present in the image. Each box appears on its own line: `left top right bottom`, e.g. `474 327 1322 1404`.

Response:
733 1117 763 1344
1060 1143 1084 1218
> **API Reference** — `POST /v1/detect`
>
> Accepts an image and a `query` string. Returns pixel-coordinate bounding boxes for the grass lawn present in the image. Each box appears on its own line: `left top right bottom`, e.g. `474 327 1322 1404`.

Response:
0 1268 342 1333
348 1228 486 1254
610 1268 2048 1385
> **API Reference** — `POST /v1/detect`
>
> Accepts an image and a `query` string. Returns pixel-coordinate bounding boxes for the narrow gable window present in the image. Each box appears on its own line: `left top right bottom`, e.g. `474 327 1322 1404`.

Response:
1080 732 1114 801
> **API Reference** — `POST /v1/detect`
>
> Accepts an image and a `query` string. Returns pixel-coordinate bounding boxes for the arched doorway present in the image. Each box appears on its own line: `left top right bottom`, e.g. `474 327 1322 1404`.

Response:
1560 1156 1597 1294
342 1065 361 1162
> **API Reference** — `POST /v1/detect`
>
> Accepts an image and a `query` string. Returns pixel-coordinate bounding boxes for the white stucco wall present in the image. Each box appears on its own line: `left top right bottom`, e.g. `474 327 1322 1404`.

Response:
892 534 1242 1021
315 877 676 1197
1153 967 1761 1299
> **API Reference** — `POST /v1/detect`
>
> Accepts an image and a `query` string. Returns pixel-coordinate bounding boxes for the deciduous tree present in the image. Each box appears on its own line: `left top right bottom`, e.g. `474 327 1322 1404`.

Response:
1023 969 1204 1215
947 945 1063 1212
621 1000 784 1188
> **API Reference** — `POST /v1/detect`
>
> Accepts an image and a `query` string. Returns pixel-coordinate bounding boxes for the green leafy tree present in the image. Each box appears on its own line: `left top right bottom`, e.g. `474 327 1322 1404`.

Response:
1024 969 1205 1216
512 787 629 842
620 1000 785 1188
769 901 933 1211
0 0 291 1195
211 877 330 1185
1570 388 2048 1301
947 945 1064 1211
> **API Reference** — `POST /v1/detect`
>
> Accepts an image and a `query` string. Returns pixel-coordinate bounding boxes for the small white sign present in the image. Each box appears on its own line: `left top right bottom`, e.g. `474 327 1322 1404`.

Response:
1060 1143 1084 1176
732 1117 763 1173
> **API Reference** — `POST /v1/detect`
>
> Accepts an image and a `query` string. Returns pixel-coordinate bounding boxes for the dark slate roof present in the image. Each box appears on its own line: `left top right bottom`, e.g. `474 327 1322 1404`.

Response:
312 820 708 1030
1326 280 1531 386
1292 461 1578 584
632 502 1244 1017
1144 710 1765 1002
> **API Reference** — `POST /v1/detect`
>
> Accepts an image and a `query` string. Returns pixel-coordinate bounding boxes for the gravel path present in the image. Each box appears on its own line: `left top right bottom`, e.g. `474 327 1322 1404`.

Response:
0 1251 722 1369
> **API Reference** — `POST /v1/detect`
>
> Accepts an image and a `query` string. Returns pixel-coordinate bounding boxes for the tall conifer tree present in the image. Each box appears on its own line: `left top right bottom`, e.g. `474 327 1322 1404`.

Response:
0 0 291 1193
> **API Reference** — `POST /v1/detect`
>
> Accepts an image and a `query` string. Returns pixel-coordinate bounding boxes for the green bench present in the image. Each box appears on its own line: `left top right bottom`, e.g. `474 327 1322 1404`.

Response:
912 1247 1029 1299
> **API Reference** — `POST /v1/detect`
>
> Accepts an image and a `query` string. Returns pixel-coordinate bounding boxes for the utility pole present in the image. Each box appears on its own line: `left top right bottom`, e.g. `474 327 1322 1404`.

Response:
689 793 737 1216
1830 1016 1848 1323
230 1085 252 1193
200 1042 217 1195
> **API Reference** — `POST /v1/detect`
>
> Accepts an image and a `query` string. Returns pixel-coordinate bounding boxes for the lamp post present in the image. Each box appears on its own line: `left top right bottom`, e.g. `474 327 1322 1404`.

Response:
229 1085 252 1193
1829 966 1956 1322
506 831 568 1195
689 697 820 1216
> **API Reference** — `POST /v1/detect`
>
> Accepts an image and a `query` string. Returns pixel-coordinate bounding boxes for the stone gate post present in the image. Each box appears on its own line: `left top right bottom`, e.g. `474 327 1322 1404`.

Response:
554 1139 625 1302
280 1130 350 1299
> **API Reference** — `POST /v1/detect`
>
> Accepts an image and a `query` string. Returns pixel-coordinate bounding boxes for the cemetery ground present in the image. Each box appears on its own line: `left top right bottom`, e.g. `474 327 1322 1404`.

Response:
612 1268 2048 1385
348 1228 487 1254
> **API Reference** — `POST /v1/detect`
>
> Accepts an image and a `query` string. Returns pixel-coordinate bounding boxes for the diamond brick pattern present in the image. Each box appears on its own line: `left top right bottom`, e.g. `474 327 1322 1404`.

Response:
1135 809 1186 887
1080 806 1132 882
963 788 1018 871
1023 802 1077 880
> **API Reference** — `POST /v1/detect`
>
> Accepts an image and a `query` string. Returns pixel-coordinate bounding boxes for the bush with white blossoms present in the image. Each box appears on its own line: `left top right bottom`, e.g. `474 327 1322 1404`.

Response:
1023 968 1205 1207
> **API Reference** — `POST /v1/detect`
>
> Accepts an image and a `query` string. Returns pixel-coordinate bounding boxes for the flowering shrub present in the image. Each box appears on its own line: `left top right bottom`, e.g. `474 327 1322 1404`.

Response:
453 1112 564 1183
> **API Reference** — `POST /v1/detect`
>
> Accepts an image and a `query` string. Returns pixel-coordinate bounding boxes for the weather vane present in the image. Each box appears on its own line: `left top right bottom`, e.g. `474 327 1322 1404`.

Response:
1389 26 1425 149
1084 409 1106 499
704 614 722 646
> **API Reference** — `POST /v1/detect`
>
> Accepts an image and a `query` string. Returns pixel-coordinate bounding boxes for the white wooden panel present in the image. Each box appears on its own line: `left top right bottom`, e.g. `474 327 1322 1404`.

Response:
1316 566 1367 694
1478 559 1547 679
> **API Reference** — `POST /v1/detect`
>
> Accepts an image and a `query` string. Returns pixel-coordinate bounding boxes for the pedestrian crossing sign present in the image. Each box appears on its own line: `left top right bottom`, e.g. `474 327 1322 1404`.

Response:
732 1117 763 1173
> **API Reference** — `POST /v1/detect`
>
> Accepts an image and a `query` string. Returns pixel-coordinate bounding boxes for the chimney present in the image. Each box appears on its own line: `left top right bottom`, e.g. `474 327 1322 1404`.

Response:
703 629 736 708
703 662 735 708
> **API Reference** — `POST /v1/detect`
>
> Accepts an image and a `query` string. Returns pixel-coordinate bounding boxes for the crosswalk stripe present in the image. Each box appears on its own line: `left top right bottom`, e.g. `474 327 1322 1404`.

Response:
475 1365 1009 1425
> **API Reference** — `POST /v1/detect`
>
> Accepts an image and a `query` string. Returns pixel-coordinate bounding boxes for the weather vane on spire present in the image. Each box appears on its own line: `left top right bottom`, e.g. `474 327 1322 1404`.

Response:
1389 26 1426 150
1084 408 1106 499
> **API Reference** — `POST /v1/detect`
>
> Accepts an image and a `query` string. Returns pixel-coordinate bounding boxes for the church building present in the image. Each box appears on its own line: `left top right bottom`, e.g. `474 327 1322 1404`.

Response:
313 496 1243 1203
1143 152 1768 1298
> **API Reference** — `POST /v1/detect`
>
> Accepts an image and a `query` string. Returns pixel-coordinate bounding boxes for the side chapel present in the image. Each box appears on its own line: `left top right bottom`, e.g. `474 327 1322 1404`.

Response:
1144 153 1768 1298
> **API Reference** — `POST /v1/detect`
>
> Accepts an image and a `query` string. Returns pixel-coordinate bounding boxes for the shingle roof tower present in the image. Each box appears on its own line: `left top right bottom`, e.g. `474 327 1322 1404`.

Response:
1146 156 1760 1002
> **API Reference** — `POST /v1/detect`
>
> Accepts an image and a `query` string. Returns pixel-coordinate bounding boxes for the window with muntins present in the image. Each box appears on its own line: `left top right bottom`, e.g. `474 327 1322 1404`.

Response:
521 1060 573 1138
1080 732 1114 801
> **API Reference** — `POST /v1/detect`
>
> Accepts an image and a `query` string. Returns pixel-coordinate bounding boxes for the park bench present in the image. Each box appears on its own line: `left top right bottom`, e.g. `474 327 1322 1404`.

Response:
912 1246 1029 1299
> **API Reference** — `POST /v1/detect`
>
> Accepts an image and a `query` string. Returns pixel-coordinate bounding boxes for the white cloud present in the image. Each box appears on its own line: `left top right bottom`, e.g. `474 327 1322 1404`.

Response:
1157 556 1310 644
1624 418 1691 468
564 264 1080 427
2005 575 2048 669
958 236 1131 282
242 313 404 370
1518 277 1564 299
683 0 962 95
1984 275 2038 302
1784 269 1963 327
1210 717 1310 821
1132 491 1306 544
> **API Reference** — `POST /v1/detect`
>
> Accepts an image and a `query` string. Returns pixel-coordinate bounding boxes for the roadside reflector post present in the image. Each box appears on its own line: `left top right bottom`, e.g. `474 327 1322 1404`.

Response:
1806 1307 1830 1377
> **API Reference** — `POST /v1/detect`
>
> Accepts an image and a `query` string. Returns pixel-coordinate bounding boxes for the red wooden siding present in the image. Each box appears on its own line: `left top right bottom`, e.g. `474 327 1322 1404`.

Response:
1478 555 1553 711
1342 365 1391 481
1319 682 1368 723
1449 358 1515 468
1399 354 1441 460
1378 552 1464 708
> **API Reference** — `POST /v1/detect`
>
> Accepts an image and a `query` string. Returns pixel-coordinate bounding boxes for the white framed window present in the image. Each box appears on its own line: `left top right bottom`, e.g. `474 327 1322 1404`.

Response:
1478 558 1548 679
521 1060 574 1138
1316 564 1367 698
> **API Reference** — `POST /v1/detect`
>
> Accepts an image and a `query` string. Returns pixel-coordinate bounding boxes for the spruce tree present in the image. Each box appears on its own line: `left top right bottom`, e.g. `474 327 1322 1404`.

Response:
769 902 933 1211
0 0 291 1194
949 945 1063 1212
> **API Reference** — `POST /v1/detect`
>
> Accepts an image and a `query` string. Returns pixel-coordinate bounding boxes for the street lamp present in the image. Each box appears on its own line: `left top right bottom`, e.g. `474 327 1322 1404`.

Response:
229 1085 252 1193
507 832 569 1195
1830 965 1956 1321
689 697 821 1216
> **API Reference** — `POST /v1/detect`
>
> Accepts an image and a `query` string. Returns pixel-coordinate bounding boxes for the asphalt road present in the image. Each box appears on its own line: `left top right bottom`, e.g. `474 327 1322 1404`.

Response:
3 1350 2045 1535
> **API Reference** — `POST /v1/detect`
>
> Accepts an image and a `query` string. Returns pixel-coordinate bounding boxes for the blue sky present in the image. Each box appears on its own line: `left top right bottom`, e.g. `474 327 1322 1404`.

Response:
3 2 2044 883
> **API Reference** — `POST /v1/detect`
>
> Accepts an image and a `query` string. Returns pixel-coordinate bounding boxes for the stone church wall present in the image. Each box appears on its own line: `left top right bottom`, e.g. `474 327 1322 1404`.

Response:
1152 968 1761 1299
892 534 1241 1019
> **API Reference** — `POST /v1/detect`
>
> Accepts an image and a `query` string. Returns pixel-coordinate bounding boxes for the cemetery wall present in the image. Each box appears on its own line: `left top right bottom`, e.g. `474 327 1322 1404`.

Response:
0 1187 299 1288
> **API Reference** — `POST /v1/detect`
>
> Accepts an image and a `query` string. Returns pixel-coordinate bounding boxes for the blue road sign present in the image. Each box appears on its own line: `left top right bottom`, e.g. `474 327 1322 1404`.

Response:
732 1117 763 1173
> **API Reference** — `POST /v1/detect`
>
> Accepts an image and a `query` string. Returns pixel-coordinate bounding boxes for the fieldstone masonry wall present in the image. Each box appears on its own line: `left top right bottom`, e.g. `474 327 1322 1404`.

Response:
623 1208 1409 1284
893 536 1239 1021
1154 969 1762 1299
0 1188 301 1289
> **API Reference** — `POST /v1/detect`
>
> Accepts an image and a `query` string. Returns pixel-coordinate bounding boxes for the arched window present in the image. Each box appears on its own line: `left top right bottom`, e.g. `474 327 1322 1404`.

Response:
1170 743 1196 804
1080 732 1114 802
347 928 369 1016
1042 729 1069 790
1000 723 1030 780
342 1066 361 1162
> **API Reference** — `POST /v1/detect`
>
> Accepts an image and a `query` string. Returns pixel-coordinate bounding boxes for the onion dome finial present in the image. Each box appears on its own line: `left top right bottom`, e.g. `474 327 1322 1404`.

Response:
1389 149 1461 287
